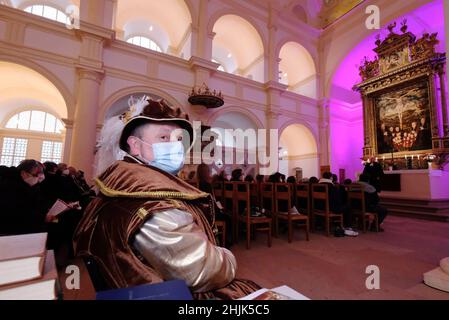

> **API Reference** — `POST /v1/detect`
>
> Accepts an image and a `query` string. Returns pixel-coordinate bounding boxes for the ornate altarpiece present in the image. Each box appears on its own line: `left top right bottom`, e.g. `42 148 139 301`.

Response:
353 21 449 168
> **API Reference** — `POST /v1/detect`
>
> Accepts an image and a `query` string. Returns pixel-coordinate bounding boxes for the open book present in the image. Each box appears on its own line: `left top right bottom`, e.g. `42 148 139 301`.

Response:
47 199 81 217
238 285 310 300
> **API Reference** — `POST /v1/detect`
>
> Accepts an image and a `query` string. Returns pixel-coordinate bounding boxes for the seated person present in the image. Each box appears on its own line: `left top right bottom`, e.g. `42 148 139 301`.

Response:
357 174 388 231
319 172 352 229
197 163 233 248
73 98 260 299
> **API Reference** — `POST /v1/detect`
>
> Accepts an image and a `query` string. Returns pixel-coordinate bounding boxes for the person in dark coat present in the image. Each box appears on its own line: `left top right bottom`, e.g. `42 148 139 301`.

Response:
363 157 384 193
0 160 49 236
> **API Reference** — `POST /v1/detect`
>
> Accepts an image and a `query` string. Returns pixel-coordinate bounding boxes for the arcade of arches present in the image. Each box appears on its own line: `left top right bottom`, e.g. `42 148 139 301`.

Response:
0 0 447 186
1 0 449 301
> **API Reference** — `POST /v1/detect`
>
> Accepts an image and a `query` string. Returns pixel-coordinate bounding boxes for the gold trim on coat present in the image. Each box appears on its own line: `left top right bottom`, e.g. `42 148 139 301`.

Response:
95 178 210 201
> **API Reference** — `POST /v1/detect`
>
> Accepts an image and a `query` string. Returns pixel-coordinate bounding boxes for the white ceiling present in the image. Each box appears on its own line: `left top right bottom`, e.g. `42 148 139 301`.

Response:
212 15 264 71
116 0 191 49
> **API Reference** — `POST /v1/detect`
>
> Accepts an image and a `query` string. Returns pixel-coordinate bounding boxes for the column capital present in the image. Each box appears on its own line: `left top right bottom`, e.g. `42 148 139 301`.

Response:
207 31 216 40
61 118 74 129
76 66 105 83
266 109 281 120
264 80 288 92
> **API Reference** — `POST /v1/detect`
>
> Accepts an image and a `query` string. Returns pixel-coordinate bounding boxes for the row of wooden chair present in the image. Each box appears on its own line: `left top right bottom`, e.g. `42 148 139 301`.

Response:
212 182 311 249
211 181 379 248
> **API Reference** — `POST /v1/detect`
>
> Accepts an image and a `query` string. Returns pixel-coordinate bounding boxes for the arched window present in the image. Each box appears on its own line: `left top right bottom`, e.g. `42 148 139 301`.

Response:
126 36 162 52
1 110 65 165
24 5 68 24
6 110 64 133
212 59 226 72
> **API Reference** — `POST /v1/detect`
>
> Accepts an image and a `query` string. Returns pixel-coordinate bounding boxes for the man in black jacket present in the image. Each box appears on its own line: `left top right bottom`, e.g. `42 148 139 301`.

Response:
358 173 388 231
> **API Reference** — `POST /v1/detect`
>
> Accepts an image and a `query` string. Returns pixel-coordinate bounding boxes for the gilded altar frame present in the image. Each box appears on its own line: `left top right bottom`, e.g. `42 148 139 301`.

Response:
353 21 448 166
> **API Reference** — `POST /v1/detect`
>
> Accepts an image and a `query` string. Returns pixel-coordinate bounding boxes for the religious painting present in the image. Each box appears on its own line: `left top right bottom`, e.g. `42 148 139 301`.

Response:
374 79 432 154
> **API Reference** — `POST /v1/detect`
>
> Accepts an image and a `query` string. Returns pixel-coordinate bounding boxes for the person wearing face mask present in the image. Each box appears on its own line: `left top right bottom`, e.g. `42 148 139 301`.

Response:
73 97 260 299
0 159 49 235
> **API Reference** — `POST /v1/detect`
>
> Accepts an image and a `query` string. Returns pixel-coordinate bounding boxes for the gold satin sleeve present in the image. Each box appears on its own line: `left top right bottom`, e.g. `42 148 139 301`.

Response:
133 208 237 293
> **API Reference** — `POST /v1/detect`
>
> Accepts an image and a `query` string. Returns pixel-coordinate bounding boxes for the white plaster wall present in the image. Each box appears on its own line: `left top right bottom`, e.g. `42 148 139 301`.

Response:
24 27 80 59
103 48 148 76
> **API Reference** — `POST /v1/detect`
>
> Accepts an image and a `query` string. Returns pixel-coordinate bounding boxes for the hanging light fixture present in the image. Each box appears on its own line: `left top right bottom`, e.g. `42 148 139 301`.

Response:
188 83 224 108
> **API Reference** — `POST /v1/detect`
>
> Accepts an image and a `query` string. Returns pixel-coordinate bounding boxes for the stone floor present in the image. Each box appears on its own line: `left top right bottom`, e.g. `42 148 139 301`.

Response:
60 215 449 300
232 215 449 300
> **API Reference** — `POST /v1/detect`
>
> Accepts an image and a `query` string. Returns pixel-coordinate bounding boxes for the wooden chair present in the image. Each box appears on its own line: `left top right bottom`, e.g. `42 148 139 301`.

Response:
249 182 260 208
311 183 343 237
274 183 309 242
347 184 379 233
260 182 275 233
212 181 224 203
223 182 236 241
295 183 311 217
234 182 272 249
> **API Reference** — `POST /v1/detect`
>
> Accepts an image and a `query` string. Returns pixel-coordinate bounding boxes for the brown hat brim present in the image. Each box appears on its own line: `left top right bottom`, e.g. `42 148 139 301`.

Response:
119 116 195 153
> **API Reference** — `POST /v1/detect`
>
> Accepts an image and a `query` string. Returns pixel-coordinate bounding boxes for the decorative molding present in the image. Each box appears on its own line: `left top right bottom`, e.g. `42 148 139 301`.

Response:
283 153 319 161
61 118 74 128
5 20 26 45
76 66 104 83
188 55 220 71
264 80 288 92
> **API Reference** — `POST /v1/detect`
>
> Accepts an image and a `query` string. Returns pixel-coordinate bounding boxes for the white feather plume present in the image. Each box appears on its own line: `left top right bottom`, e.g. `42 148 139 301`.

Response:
94 95 149 176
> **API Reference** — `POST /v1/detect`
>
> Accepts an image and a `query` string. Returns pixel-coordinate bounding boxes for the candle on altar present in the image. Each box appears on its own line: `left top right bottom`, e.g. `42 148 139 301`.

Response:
405 155 407 160
418 155 420 160
411 155 414 160
382 156 385 161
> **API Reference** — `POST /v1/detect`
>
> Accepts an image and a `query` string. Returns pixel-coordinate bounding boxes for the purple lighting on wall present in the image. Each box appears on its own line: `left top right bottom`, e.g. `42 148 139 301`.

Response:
330 0 446 179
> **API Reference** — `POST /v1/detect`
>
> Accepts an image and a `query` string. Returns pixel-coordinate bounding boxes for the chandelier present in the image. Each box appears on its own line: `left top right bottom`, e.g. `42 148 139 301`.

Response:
188 83 224 108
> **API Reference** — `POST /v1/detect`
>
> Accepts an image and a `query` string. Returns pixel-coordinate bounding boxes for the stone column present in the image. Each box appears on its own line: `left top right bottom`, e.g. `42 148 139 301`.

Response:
69 68 103 180
193 0 210 59
80 0 116 29
438 66 449 136
266 5 279 83
262 110 280 175
444 0 449 90
318 98 330 167
61 118 74 164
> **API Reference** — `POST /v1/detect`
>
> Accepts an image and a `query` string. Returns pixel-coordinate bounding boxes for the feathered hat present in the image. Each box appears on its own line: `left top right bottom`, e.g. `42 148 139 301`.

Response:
95 96 194 176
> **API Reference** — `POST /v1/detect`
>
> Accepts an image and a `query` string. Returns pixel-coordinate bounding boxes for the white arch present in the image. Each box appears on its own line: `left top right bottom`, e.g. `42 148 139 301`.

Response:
206 106 264 130
115 0 192 56
99 86 185 123
0 61 69 126
210 13 266 82
278 41 317 98
279 123 319 179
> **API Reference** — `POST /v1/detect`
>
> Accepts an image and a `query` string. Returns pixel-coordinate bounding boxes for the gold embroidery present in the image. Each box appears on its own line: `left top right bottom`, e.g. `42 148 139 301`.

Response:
137 208 148 220
95 178 209 201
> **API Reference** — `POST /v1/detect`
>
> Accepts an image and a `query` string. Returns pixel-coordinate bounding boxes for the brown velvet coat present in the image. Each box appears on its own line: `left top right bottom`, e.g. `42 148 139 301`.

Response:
73 157 259 299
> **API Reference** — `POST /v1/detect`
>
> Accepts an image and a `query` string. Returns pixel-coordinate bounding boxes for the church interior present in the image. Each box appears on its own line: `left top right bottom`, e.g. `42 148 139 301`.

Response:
0 0 449 301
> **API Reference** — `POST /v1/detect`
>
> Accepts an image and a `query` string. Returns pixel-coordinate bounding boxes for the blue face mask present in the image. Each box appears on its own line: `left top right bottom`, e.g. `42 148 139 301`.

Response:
139 140 185 175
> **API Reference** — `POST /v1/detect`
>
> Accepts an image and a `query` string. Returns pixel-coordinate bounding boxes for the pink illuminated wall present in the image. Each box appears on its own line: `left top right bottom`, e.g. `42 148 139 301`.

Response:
330 0 446 180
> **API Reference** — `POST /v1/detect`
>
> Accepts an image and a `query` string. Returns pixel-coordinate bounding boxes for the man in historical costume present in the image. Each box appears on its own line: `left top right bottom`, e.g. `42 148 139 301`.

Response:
73 97 260 299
